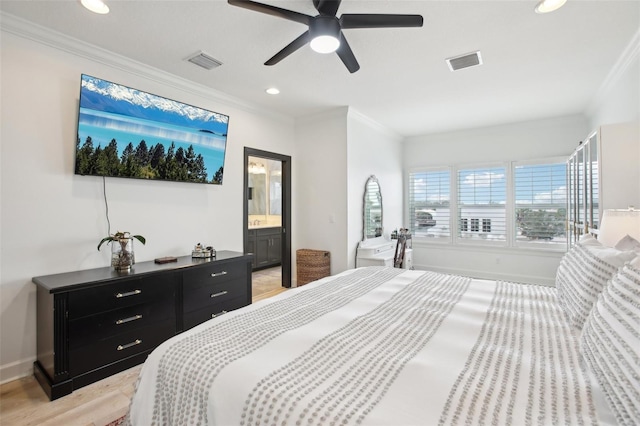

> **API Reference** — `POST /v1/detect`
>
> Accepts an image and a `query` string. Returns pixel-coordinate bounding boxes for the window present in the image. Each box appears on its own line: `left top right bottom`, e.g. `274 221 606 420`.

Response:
457 166 506 242
408 159 565 250
408 169 450 239
514 161 567 246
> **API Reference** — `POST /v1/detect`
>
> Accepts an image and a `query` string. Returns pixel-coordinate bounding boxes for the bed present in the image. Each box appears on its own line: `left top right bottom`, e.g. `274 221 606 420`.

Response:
126 236 639 426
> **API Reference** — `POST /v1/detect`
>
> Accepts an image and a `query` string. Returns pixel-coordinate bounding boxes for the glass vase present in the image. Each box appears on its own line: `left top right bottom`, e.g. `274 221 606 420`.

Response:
111 238 135 272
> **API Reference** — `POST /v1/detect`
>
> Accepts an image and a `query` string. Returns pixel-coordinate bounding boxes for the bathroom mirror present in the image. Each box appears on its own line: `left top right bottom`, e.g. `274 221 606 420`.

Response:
248 168 266 215
363 175 383 240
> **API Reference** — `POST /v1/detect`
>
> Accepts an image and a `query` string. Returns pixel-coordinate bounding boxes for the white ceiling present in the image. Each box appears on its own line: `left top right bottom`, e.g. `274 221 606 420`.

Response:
1 0 638 136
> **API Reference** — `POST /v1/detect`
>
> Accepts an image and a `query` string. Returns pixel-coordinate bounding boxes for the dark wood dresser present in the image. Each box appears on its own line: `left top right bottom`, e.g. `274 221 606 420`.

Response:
32 251 252 400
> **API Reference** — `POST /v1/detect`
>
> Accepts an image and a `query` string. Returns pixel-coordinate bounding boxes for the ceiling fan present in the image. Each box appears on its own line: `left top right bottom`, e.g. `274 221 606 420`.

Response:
227 0 424 73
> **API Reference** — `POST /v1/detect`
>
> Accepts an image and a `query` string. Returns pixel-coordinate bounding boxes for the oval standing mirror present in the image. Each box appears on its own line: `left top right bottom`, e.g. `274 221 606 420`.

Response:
363 175 383 240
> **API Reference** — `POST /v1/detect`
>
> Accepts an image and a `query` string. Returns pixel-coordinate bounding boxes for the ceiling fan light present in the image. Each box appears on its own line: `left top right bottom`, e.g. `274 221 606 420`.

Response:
535 0 567 14
309 16 341 54
80 0 109 14
310 35 340 54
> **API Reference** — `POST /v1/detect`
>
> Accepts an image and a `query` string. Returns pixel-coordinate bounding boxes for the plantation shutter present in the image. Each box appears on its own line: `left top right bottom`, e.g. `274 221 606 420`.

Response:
514 162 567 246
408 169 451 239
457 166 507 241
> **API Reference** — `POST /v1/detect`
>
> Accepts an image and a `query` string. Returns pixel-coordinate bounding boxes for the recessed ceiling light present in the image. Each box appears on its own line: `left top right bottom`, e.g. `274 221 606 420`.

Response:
266 88 280 95
80 0 109 14
535 0 567 14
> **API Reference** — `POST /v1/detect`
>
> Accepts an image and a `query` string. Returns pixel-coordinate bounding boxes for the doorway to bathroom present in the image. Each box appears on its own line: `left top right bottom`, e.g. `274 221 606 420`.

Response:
243 148 292 298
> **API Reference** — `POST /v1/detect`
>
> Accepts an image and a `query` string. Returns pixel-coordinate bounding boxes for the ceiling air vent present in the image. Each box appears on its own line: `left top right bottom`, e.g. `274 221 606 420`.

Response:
446 51 482 72
186 51 222 70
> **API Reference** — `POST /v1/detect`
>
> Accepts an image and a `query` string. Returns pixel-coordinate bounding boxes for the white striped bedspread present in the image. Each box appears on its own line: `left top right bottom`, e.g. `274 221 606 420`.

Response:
126 266 613 426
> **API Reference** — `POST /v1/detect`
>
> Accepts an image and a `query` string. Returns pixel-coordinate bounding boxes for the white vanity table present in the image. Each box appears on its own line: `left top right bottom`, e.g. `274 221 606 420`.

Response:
356 236 413 269
357 176 413 270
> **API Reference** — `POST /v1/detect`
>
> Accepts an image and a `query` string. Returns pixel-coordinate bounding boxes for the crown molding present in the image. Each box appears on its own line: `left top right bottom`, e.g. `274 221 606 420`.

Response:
347 107 403 141
0 12 294 126
294 106 402 141
585 28 640 118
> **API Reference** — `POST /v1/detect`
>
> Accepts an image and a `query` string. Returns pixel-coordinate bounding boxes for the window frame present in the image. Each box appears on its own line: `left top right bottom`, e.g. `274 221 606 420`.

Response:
406 157 567 252
512 157 568 250
406 166 453 243
454 162 510 247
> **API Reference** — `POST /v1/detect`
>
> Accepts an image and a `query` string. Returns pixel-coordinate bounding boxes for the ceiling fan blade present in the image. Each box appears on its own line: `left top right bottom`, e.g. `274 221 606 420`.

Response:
340 14 424 29
313 0 342 17
336 33 360 73
265 31 310 66
228 0 312 26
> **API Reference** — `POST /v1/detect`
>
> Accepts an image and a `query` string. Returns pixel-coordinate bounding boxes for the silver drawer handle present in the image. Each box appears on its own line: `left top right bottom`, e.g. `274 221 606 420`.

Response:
117 339 142 351
115 289 141 298
211 271 228 278
115 314 143 325
211 310 228 318
210 290 228 298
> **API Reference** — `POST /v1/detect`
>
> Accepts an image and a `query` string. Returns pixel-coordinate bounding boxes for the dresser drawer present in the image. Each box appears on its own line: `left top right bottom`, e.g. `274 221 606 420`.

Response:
183 296 248 331
183 263 247 313
69 320 174 376
68 273 176 319
183 261 245 290
68 298 175 348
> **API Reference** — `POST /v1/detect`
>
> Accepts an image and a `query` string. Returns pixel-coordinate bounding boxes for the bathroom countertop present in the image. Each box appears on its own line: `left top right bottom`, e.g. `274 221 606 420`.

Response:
248 224 281 230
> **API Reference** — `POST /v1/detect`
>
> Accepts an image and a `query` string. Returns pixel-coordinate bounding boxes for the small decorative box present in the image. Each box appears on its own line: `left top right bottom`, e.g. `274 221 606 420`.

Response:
192 244 216 259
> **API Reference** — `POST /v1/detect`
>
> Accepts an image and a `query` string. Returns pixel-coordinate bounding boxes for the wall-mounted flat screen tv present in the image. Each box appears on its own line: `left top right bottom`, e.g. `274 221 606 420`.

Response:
75 74 229 184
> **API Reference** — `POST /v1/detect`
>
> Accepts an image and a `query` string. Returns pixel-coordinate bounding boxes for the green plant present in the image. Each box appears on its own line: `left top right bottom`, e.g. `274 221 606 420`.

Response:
98 231 146 271
97 231 146 251
516 208 566 240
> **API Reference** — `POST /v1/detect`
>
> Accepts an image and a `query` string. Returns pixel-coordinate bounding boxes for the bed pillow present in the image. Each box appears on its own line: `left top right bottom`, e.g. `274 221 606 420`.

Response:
580 257 640 426
555 235 636 330
614 234 640 251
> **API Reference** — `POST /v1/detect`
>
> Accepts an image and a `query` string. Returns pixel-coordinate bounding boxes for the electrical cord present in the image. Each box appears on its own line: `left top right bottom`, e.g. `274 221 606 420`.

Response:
103 176 111 235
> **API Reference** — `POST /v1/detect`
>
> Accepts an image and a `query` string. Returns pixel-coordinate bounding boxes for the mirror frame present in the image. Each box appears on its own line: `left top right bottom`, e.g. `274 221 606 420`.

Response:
363 175 383 241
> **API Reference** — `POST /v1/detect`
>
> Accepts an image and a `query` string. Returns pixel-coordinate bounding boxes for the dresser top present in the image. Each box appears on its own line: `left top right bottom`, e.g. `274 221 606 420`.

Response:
33 251 252 293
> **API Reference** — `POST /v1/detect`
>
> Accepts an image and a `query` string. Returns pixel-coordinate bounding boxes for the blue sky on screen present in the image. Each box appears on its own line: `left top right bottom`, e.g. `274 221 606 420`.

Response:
80 74 228 136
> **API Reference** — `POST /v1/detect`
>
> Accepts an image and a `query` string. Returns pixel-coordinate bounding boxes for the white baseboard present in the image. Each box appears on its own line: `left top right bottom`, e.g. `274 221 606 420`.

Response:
412 264 556 287
0 357 36 385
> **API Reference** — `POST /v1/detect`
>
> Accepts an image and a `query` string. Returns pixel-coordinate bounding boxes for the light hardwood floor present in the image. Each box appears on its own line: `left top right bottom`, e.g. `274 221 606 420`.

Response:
0 268 287 426
0 365 139 426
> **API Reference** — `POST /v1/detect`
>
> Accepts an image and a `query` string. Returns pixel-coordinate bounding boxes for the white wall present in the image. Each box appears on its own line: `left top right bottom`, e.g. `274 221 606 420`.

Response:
346 109 403 269
294 108 349 275
404 115 588 167
586 30 639 128
0 24 295 383
403 115 589 285
293 107 403 275
586 29 640 197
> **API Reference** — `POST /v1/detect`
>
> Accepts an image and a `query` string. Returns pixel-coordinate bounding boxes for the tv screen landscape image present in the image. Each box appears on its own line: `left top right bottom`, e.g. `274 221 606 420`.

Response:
75 74 229 184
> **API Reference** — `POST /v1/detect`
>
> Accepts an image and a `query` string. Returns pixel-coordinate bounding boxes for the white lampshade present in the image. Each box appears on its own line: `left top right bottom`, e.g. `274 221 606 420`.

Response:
598 208 640 247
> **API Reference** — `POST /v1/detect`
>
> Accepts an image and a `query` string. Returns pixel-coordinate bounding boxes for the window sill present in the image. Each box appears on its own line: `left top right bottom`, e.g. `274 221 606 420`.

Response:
411 239 566 257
